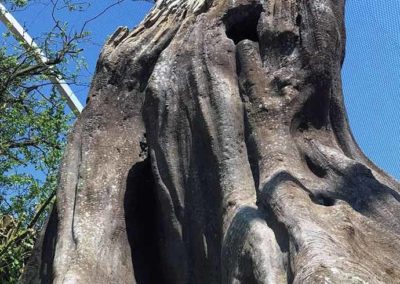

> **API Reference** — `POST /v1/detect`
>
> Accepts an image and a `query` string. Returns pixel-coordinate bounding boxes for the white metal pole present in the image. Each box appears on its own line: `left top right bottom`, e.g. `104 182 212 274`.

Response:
0 3 83 115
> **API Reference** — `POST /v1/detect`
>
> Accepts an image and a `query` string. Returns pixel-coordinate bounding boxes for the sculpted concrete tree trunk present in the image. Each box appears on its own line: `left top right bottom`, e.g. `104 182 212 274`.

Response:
23 0 400 283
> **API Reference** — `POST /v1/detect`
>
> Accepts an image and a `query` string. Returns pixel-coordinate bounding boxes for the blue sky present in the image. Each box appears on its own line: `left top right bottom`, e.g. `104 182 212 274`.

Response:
342 0 400 180
2 0 399 180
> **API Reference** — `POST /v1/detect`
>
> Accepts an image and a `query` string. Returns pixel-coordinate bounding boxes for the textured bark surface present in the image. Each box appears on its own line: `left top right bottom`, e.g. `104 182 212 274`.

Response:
23 0 400 283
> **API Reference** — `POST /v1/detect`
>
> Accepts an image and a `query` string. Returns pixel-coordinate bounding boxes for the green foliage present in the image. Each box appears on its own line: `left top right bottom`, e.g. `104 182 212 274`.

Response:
1 215 36 283
0 0 92 281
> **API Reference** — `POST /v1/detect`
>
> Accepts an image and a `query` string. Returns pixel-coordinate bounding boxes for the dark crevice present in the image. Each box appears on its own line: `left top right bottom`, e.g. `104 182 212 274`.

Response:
289 68 332 134
223 4 263 44
290 113 310 136
124 157 164 284
257 172 307 283
136 54 162 92
276 31 298 56
258 203 289 253
258 172 314 244
185 121 224 283
243 112 260 190
238 249 258 284
297 121 309 132
71 141 83 246
332 164 400 212
296 14 302 26
39 206 58 283
258 174 294 254
310 193 336 206
258 203 293 282
302 87 330 130
305 155 327 178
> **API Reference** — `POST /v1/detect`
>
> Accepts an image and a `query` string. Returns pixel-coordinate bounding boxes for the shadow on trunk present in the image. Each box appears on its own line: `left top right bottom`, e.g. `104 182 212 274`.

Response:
124 157 164 283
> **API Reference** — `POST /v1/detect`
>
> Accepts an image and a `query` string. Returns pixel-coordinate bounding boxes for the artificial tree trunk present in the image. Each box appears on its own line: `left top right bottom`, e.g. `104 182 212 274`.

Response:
22 0 400 283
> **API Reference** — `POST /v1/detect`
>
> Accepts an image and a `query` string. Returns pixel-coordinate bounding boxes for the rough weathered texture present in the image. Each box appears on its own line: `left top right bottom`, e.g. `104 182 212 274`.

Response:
23 0 400 283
